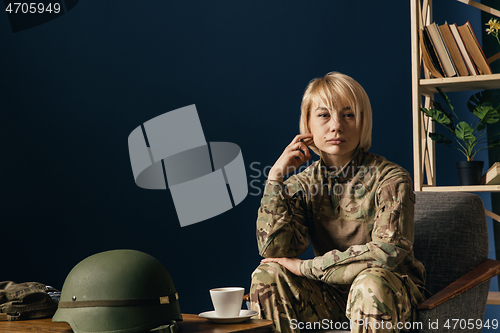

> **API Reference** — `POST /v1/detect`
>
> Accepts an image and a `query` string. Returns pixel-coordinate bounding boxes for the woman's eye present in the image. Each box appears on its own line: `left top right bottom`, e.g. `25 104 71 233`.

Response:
343 113 355 118
318 113 330 118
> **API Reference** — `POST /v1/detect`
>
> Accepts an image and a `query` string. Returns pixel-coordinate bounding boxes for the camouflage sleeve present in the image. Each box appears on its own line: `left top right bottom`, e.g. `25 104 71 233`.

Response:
257 179 309 258
299 171 415 285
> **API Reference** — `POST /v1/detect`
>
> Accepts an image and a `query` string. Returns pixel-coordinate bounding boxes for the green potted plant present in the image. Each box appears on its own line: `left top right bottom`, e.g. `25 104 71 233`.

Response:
420 88 500 185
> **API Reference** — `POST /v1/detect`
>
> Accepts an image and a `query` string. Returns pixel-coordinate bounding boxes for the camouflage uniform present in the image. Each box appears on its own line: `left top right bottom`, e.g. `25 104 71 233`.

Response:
250 149 426 333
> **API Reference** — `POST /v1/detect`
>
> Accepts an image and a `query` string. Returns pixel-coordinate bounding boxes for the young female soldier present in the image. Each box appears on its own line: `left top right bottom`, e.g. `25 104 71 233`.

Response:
250 72 425 333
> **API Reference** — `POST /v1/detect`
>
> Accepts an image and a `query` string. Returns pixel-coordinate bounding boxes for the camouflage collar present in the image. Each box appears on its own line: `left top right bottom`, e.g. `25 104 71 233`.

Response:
316 148 365 183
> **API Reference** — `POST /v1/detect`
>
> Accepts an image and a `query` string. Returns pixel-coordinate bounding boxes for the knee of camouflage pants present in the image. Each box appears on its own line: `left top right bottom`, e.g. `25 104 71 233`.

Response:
347 268 420 333
249 262 301 333
250 262 348 333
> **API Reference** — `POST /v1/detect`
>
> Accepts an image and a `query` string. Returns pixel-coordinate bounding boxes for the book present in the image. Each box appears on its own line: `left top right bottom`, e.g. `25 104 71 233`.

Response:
419 28 444 78
426 22 458 77
450 23 478 75
439 22 469 76
483 162 500 185
457 21 492 75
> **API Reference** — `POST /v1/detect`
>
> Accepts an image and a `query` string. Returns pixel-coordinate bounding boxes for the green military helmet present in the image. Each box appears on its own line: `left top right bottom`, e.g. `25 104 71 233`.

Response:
53 249 182 333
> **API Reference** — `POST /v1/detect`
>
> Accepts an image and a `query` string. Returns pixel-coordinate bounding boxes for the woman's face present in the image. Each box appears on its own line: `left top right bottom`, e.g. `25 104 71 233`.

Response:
308 100 361 167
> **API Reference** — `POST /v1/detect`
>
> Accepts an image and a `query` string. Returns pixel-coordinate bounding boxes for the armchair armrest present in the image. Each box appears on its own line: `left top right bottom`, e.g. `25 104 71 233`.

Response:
418 259 500 310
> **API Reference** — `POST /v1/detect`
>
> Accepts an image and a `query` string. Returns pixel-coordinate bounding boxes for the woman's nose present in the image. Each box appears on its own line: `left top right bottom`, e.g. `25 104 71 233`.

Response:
328 116 343 132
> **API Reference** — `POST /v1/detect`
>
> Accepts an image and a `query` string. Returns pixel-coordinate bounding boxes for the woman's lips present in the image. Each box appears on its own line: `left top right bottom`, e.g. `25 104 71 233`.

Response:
326 138 345 144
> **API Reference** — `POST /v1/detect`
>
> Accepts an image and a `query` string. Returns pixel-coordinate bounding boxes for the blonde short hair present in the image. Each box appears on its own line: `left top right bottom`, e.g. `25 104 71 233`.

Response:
299 72 372 155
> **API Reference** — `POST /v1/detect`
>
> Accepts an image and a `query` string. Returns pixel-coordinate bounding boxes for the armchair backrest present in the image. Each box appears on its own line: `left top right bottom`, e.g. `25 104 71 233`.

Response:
413 192 488 295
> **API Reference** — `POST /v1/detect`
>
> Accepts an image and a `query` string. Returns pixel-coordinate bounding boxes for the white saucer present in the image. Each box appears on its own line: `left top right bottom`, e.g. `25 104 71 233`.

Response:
198 310 258 324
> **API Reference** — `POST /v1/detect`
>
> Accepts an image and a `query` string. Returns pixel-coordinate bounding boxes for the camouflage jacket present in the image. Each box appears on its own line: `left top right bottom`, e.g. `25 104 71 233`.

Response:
257 149 425 287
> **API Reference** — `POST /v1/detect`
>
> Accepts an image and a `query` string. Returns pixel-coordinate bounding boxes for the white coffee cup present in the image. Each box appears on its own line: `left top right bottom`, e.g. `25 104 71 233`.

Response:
209 287 244 318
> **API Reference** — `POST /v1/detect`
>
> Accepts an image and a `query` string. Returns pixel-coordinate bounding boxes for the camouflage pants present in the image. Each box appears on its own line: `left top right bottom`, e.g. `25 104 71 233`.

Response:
250 263 424 333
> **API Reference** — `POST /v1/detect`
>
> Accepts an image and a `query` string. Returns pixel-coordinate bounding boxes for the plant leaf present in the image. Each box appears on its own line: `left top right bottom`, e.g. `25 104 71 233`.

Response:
437 87 455 112
420 107 452 125
467 90 493 112
473 105 500 124
429 132 452 145
432 101 446 112
456 121 475 141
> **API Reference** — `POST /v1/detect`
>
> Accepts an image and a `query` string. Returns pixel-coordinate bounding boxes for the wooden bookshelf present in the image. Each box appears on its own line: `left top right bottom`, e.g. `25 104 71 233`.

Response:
411 0 500 308
411 0 500 191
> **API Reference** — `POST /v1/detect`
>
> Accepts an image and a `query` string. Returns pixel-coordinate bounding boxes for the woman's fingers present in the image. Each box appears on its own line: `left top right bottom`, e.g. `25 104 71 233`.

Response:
260 257 302 276
288 142 312 160
289 148 310 163
288 134 314 160
290 133 313 146
261 258 283 266
268 133 314 181
261 258 277 263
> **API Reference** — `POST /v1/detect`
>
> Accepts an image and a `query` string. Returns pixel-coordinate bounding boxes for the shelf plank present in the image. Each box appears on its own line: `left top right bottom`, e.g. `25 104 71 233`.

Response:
487 291 500 305
421 185 500 192
420 74 500 94
456 0 500 18
485 209 500 223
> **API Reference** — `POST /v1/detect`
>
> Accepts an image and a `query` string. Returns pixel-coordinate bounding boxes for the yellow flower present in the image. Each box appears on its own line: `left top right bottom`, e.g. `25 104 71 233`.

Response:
487 18 498 27
486 18 500 34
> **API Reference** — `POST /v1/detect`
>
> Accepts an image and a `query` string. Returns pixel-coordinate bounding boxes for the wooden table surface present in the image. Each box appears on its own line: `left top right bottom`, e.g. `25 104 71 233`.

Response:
0 314 274 333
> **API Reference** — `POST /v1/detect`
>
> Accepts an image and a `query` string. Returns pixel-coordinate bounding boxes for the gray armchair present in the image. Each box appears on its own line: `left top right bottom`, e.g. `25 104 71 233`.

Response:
414 191 500 333
245 192 500 332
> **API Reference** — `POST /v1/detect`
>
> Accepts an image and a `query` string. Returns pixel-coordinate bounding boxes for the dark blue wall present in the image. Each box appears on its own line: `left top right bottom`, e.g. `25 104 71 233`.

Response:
0 0 485 316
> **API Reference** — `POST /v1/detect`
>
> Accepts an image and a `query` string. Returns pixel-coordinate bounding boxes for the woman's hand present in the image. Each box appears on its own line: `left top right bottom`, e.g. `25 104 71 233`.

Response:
268 133 314 182
261 257 303 276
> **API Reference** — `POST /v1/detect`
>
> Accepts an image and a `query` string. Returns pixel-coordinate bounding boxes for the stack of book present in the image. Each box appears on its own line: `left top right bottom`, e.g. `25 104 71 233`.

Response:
420 21 492 78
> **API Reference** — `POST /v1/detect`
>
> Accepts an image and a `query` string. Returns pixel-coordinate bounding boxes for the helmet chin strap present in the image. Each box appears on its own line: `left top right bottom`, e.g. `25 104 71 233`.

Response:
150 321 179 333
